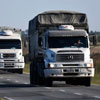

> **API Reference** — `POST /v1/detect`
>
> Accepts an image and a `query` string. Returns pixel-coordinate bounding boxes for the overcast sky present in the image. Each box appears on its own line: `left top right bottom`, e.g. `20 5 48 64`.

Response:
0 0 100 31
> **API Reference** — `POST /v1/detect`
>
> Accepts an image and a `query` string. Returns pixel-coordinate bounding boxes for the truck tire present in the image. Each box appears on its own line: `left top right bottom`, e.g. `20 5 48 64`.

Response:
45 78 53 87
17 69 23 74
30 62 37 85
84 77 91 86
36 63 45 86
37 74 45 85
78 77 91 86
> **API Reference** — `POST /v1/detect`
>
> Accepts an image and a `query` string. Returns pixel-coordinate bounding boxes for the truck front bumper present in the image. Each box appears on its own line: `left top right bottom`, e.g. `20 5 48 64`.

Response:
0 62 24 69
44 67 94 78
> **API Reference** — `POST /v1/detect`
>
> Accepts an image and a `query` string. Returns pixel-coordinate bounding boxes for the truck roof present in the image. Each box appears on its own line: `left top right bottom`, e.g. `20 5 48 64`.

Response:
47 30 88 37
0 33 21 40
29 10 89 35
0 30 21 40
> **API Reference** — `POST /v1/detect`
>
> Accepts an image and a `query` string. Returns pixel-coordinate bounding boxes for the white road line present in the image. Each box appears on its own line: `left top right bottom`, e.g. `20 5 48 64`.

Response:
94 96 100 99
44 87 51 89
15 80 19 83
59 89 66 92
6 79 11 81
74 93 83 96
0 77 3 79
24 82 29 84
4 96 15 100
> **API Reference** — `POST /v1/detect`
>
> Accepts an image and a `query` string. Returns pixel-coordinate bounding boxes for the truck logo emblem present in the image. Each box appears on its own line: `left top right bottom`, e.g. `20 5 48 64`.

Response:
67 55 73 60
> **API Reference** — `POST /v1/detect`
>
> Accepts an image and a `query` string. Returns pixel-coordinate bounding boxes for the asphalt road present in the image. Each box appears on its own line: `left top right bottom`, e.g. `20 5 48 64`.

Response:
0 71 100 100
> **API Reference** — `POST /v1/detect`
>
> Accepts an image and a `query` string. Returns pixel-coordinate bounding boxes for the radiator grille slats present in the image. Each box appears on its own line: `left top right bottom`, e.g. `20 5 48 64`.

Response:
3 53 15 58
56 54 84 62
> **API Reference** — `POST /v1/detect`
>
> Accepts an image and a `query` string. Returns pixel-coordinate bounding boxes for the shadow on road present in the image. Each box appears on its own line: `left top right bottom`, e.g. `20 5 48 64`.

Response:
0 84 35 88
0 83 77 88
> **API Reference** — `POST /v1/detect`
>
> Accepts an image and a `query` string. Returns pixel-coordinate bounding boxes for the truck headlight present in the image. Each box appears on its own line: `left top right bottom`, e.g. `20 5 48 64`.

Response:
48 64 56 68
50 64 55 68
84 63 93 67
48 64 62 68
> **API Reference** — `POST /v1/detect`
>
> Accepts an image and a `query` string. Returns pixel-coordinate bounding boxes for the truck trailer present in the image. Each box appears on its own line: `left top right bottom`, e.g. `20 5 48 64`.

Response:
0 29 24 74
28 11 94 86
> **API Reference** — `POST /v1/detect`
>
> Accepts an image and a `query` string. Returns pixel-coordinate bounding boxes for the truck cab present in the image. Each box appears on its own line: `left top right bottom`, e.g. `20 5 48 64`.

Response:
42 27 94 86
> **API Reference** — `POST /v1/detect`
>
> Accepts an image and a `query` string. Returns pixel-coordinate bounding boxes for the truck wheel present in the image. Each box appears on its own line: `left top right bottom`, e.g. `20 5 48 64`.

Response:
84 77 91 86
18 69 23 74
30 62 37 85
79 77 91 86
37 75 45 86
45 78 53 87
36 63 45 86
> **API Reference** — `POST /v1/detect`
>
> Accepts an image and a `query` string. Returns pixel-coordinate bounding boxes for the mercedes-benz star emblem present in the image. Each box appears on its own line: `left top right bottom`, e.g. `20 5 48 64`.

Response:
67 55 73 60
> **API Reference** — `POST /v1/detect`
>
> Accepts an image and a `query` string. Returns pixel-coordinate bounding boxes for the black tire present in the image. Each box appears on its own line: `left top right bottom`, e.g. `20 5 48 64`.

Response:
84 77 91 87
30 62 38 85
36 63 45 86
37 74 45 85
18 69 23 74
45 78 53 87
78 77 91 86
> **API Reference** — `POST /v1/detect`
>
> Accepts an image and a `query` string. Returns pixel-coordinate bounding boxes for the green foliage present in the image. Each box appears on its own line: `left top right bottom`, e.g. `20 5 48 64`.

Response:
24 62 30 73
91 53 100 85
91 53 100 74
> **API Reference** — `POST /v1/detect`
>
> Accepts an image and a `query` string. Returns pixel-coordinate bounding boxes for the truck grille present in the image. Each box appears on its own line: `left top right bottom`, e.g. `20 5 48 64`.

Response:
3 53 15 58
56 54 84 62
4 63 14 67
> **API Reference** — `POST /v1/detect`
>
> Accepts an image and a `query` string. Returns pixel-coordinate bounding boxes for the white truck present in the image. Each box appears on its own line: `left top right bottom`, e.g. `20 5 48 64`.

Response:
0 29 24 74
29 11 94 86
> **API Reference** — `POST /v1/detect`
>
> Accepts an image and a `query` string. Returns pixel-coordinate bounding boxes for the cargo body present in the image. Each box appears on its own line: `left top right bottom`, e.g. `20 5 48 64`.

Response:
29 11 94 86
0 30 24 74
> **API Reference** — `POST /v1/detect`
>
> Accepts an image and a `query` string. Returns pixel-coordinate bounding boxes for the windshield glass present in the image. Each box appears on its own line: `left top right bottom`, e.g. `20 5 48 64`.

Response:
0 40 21 49
48 36 88 48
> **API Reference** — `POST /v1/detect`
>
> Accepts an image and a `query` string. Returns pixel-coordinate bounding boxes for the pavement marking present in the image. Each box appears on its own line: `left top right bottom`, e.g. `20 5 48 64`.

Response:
6 79 11 81
4 97 14 100
44 87 52 89
59 89 66 92
15 80 19 83
24 82 29 84
93 96 100 99
74 93 83 96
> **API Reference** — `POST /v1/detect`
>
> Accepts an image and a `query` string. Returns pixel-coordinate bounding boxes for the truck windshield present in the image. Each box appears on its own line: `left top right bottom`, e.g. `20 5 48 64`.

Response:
48 36 88 48
0 40 21 49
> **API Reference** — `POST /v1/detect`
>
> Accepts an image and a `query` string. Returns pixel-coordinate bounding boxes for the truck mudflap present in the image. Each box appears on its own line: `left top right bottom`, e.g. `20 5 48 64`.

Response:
44 67 94 78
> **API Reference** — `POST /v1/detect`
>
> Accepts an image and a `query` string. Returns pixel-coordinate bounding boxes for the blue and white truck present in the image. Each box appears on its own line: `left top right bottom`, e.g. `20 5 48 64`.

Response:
28 11 94 86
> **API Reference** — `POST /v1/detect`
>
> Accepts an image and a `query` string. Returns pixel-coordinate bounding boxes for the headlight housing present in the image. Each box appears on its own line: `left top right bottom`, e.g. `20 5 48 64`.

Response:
84 63 93 67
48 63 63 68
48 64 55 68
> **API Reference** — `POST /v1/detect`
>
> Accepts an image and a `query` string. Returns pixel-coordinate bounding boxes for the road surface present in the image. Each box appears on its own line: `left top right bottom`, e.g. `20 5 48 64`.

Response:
0 71 99 100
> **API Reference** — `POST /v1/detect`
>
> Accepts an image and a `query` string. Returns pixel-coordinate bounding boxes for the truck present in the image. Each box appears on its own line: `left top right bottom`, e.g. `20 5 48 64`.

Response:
0 28 24 74
28 11 94 86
